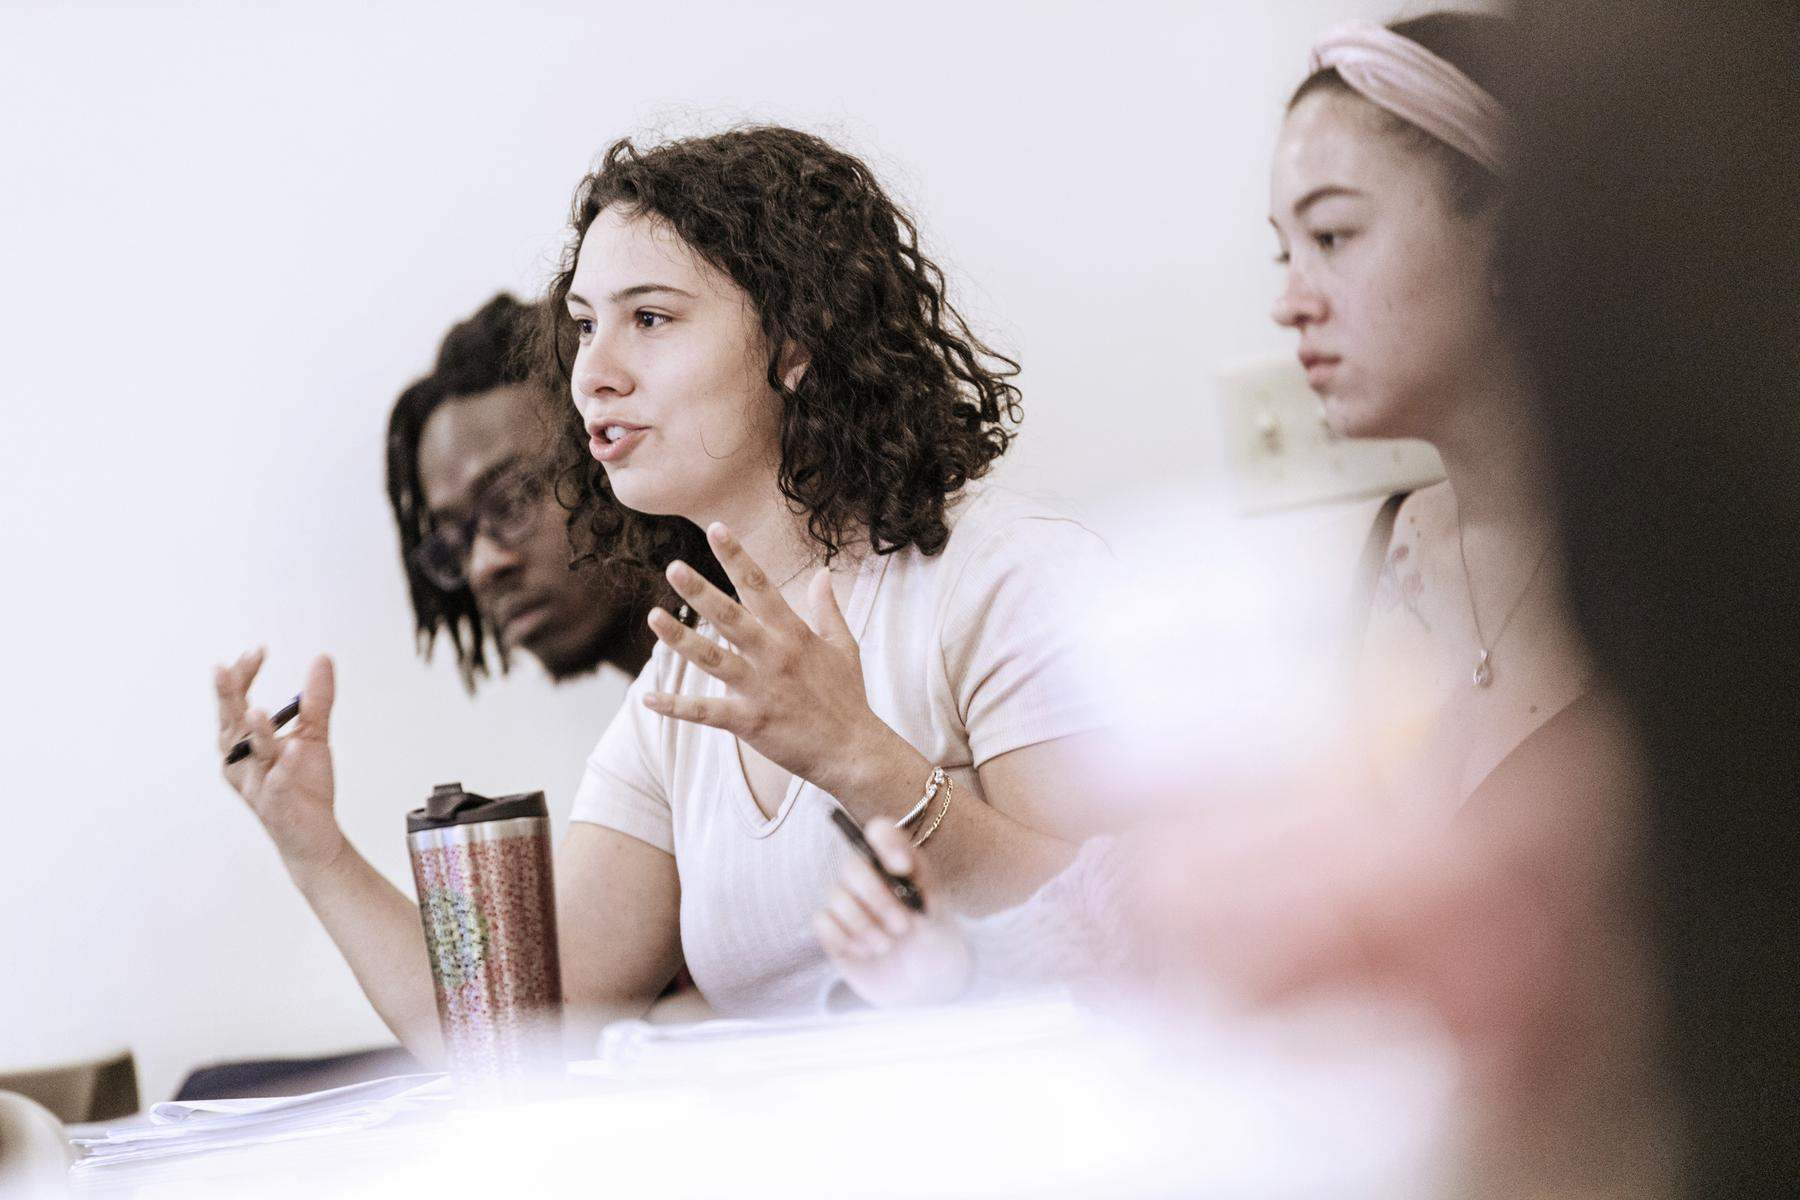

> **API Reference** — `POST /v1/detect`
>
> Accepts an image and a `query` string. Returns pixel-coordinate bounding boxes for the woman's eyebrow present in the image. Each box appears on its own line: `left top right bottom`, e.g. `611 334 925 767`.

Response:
608 283 698 303
1293 184 1365 216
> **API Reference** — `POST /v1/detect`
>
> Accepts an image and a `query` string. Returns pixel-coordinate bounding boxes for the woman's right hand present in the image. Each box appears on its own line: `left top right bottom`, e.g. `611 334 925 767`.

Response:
813 819 974 1008
214 649 347 877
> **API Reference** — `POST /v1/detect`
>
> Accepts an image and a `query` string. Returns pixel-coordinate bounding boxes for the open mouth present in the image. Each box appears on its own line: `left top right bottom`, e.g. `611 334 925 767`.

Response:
588 423 647 463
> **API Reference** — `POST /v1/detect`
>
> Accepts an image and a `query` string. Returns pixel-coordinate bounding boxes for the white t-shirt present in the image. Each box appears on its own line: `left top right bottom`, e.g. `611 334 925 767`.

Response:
568 485 1113 1016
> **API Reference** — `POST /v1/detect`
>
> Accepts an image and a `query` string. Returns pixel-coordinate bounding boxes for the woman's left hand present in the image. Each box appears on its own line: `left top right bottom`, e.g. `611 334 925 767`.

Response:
643 522 902 798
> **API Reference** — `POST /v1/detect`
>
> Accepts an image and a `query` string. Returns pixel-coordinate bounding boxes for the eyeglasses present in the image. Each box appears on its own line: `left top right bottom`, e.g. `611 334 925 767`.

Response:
411 468 549 592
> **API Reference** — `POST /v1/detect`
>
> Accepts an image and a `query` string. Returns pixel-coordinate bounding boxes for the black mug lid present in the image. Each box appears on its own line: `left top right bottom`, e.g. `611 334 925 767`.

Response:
406 782 548 833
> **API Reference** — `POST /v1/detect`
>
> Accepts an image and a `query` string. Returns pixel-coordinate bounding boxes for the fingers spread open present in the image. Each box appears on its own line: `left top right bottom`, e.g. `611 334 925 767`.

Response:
214 646 264 738
647 608 750 686
295 654 335 740
666 560 763 650
215 671 246 748
240 706 277 770
705 524 808 636
643 690 747 734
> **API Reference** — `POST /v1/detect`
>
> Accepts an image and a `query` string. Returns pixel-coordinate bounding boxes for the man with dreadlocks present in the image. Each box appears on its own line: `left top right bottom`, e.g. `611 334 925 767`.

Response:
388 293 660 686
178 297 679 1101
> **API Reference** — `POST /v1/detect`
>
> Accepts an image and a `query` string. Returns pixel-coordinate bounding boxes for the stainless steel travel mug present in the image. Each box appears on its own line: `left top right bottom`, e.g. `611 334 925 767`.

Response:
406 782 563 1095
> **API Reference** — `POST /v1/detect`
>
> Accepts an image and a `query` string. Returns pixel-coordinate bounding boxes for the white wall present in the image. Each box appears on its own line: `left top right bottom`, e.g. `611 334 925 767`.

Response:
0 0 1392 1103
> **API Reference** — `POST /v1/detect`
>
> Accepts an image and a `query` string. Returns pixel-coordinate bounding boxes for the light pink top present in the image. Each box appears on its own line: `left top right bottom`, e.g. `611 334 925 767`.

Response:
570 485 1115 1015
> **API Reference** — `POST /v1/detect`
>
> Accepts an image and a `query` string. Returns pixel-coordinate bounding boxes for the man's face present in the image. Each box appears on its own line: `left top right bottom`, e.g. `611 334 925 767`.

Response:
415 384 635 679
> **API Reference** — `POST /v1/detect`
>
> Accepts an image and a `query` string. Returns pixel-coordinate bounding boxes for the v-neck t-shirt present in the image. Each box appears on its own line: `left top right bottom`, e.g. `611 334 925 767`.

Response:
567 484 1114 1016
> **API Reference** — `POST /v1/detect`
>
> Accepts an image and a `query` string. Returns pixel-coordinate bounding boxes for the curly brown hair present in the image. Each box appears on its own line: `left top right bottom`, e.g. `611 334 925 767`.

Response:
536 125 1023 584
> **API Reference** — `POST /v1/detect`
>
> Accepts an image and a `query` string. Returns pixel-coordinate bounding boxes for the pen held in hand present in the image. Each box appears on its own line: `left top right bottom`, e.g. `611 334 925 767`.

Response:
224 694 302 766
829 807 925 913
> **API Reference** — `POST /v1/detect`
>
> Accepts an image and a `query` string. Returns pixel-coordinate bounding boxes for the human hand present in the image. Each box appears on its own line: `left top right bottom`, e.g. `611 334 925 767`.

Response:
813 819 973 1008
214 649 347 877
643 522 901 798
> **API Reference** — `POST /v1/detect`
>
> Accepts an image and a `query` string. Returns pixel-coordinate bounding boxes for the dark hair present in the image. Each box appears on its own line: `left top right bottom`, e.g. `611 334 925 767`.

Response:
385 293 537 690
537 125 1023 582
1290 12 1523 215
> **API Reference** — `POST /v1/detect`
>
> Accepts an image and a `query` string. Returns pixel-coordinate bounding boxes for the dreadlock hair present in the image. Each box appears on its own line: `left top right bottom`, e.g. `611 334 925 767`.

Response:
385 293 538 691
1290 11 1525 217
535 125 1024 591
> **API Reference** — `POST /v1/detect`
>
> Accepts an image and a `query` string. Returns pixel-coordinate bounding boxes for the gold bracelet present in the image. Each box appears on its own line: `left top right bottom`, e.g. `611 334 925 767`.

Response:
910 773 954 848
897 766 947 831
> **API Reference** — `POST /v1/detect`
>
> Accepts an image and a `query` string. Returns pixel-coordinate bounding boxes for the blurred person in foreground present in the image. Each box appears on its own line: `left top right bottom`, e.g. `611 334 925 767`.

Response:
818 10 1674 1196
1502 0 1800 1193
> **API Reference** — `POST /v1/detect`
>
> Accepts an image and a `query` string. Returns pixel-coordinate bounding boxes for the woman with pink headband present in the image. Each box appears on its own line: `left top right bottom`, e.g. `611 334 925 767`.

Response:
1270 12 1608 820
817 8 1603 1002
812 16 1662 1190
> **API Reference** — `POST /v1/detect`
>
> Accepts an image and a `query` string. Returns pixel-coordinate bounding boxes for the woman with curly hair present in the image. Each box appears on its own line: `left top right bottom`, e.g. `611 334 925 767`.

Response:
213 126 1111 1050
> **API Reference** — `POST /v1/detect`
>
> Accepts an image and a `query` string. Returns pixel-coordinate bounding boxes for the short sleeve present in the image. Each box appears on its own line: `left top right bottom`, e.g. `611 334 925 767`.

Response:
568 647 675 854
940 513 1116 767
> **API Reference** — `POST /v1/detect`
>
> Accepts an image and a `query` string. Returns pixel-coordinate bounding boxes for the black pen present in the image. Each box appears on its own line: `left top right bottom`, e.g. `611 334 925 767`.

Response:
829 807 925 913
224 694 302 766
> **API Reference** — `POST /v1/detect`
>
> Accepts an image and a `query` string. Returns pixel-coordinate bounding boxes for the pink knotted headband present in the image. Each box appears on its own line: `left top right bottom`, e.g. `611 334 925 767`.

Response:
1307 20 1507 176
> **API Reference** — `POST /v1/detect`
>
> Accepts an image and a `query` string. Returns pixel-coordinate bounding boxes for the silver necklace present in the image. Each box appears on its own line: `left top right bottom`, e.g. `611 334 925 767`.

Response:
1455 508 1552 689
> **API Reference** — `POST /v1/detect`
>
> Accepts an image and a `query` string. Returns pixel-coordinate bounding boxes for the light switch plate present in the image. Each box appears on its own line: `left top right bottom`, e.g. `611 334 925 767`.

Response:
1217 356 1445 514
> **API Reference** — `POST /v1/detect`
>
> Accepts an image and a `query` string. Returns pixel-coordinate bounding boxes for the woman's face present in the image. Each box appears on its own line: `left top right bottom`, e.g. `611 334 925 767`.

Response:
566 205 785 521
1269 91 1503 441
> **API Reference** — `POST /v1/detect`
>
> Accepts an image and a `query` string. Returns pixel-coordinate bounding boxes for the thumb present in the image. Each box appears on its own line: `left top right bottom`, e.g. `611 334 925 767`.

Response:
295 654 336 740
866 818 934 893
808 568 855 651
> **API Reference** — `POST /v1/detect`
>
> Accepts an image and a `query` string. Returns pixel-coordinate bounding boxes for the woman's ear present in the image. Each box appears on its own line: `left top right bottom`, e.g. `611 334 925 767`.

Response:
779 340 811 392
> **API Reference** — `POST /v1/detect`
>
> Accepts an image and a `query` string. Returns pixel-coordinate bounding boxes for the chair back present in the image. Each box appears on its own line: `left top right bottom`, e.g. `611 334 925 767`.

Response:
0 1050 137 1125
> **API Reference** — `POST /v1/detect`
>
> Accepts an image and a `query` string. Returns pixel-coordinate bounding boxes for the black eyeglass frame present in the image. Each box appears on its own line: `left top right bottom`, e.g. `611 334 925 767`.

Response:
411 467 550 593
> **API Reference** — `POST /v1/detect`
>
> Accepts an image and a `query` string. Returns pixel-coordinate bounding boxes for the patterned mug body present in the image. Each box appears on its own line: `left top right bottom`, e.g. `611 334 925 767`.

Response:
408 815 563 1098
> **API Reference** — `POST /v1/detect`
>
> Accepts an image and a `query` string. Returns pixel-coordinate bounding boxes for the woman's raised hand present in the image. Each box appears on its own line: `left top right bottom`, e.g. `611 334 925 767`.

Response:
214 649 347 877
644 522 902 799
813 818 973 1007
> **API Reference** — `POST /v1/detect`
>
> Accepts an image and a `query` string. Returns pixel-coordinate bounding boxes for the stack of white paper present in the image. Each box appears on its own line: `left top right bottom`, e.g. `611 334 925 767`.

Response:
578 991 1090 1083
68 1073 449 1172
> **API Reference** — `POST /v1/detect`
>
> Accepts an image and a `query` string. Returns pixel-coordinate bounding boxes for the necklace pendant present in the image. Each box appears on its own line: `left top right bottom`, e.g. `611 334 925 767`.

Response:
1472 649 1494 688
